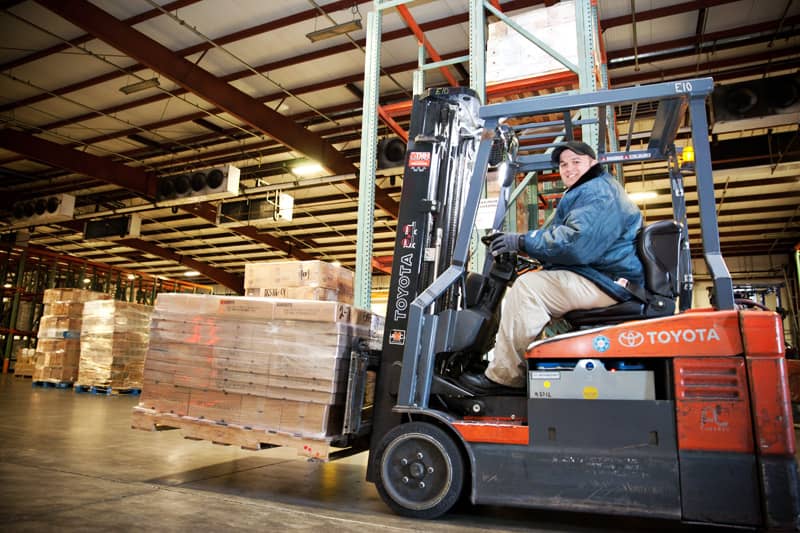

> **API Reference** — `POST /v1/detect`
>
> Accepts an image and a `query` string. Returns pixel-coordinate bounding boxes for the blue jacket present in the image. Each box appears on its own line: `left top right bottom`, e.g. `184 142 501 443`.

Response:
519 164 644 301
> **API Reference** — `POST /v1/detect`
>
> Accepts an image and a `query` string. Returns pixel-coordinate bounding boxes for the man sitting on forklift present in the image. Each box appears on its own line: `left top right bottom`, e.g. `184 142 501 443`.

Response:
458 140 646 394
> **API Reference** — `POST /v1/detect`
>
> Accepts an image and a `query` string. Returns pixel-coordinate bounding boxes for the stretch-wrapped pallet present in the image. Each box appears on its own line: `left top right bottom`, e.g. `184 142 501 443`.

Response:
138 294 383 438
77 300 152 389
33 289 110 384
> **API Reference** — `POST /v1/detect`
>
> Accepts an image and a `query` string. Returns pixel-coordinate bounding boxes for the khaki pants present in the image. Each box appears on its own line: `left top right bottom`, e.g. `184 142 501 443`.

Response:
485 269 617 387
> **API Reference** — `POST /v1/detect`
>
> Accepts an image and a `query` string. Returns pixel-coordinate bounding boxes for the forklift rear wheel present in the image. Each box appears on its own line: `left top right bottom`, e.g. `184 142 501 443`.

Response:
375 421 464 519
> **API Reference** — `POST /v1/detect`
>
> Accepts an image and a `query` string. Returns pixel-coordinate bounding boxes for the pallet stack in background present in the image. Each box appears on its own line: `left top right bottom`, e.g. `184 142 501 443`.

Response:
134 261 384 450
13 347 36 378
33 289 110 385
76 300 152 391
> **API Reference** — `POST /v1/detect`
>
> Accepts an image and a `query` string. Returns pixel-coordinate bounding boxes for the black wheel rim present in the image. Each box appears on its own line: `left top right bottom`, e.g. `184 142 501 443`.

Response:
380 431 453 511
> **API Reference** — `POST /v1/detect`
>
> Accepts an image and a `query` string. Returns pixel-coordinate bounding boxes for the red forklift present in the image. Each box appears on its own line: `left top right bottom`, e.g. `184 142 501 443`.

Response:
356 78 800 529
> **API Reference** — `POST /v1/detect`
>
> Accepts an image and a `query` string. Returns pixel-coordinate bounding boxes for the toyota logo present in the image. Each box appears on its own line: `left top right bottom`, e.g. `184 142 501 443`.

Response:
618 330 645 348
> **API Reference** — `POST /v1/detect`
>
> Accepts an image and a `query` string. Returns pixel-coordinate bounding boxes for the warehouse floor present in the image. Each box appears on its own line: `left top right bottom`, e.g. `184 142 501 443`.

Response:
0 376 750 532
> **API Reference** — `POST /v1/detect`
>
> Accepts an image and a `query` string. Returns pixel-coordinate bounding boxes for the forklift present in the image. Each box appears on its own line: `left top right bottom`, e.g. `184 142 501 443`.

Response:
357 78 800 529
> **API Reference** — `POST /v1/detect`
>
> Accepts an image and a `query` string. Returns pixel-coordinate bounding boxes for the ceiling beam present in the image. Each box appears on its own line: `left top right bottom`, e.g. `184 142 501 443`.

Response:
0 128 157 198
117 237 244 293
600 0 741 30
611 48 800 86
0 0 371 114
606 16 800 60
1 0 540 116
34 0 400 218
0 129 314 262
0 0 202 72
54 219 244 292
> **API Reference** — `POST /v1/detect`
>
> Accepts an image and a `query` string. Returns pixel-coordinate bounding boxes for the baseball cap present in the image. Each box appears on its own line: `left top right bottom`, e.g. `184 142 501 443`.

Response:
551 140 597 165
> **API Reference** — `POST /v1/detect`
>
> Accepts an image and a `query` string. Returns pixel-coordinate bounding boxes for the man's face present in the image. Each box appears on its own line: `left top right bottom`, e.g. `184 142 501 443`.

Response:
558 149 597 188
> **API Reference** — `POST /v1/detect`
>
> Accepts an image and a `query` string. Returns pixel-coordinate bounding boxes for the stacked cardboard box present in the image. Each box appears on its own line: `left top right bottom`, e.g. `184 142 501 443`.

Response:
486 0 578 85
244 260 355 304
139 293 383 439
32 289 110 384
77 300 152 390
13 347 36 377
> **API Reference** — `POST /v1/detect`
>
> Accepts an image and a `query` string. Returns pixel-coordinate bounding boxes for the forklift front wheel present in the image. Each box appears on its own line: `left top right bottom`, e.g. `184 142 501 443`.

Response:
374 421 464 519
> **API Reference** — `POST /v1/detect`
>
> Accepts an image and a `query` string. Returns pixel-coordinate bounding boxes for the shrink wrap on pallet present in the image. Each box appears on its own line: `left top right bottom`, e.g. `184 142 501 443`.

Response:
77 300 152 390
138 293 383 439
14 347 37 377
32 289 110 384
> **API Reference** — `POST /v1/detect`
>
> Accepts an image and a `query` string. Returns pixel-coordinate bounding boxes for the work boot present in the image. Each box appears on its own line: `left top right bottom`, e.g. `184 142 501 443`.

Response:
458 371 524 395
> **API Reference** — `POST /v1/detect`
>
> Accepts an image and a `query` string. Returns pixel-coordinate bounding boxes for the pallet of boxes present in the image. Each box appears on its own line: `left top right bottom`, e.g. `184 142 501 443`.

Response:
32 288 110 387
132 261 384 460
75 300 152 394
13 347 36 378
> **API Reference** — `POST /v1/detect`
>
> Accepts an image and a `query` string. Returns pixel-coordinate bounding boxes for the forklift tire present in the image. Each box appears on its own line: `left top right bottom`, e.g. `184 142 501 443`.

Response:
374 421 465 519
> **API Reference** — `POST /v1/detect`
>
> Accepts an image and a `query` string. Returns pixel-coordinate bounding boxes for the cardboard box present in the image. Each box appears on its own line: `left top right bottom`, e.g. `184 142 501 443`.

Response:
77 301 152 389
43 302 85 318
13 347 36 376
42 288 111 304
140 293 384 438
244 286 343 303
244 260 354 293
139 381 191 415
486 1 578 85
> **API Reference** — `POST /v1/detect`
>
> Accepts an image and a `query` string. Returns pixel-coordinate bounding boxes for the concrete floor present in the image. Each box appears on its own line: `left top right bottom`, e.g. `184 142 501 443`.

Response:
0 376 739 532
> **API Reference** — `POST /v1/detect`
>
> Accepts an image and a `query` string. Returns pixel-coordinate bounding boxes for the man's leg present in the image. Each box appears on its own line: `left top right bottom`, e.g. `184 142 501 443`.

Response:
486 269 617 387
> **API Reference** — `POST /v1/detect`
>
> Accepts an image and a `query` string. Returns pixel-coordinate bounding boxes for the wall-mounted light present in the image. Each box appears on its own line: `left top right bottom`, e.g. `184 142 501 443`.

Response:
120 77 160 95
306 19 362 42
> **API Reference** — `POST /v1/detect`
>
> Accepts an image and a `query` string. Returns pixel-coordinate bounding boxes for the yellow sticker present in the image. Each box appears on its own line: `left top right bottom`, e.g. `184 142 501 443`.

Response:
543 381 551 389
583 386 599 400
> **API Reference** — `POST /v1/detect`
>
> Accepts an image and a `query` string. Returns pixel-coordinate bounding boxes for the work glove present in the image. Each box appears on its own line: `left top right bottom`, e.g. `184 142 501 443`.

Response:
487 232 524 256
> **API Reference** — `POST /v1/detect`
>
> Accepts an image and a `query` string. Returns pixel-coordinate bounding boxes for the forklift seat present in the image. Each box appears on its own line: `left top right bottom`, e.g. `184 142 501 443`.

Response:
564 220 682 327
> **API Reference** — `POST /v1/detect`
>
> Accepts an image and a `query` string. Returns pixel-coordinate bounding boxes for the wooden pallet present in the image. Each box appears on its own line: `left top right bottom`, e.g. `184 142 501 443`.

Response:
131 406 334 460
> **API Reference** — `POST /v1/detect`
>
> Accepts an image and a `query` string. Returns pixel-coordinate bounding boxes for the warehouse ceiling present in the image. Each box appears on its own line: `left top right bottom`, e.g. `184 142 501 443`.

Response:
0 0 798 293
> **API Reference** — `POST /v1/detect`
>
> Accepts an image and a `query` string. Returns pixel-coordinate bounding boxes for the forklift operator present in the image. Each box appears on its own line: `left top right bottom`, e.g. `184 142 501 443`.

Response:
459 141 645 394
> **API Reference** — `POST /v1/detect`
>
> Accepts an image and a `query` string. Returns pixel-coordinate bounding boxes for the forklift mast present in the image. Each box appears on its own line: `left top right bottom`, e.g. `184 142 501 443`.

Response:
369 87 485 473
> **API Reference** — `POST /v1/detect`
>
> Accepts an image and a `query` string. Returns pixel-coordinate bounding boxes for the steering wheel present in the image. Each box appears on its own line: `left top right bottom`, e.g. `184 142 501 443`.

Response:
480 233 541 274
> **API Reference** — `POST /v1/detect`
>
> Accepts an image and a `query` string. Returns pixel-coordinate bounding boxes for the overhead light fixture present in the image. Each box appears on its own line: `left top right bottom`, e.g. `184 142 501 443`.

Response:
183 271 200 277
119 77 160 95
127 274 136 280
628 191 658 203
306 19 362 42
291 162 324 176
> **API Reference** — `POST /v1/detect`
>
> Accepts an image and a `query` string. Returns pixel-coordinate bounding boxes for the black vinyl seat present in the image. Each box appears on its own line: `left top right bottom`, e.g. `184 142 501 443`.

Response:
564 220 682 327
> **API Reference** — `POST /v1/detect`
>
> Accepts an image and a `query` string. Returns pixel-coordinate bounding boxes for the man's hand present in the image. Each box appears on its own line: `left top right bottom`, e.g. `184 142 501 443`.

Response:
487 232 523 256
